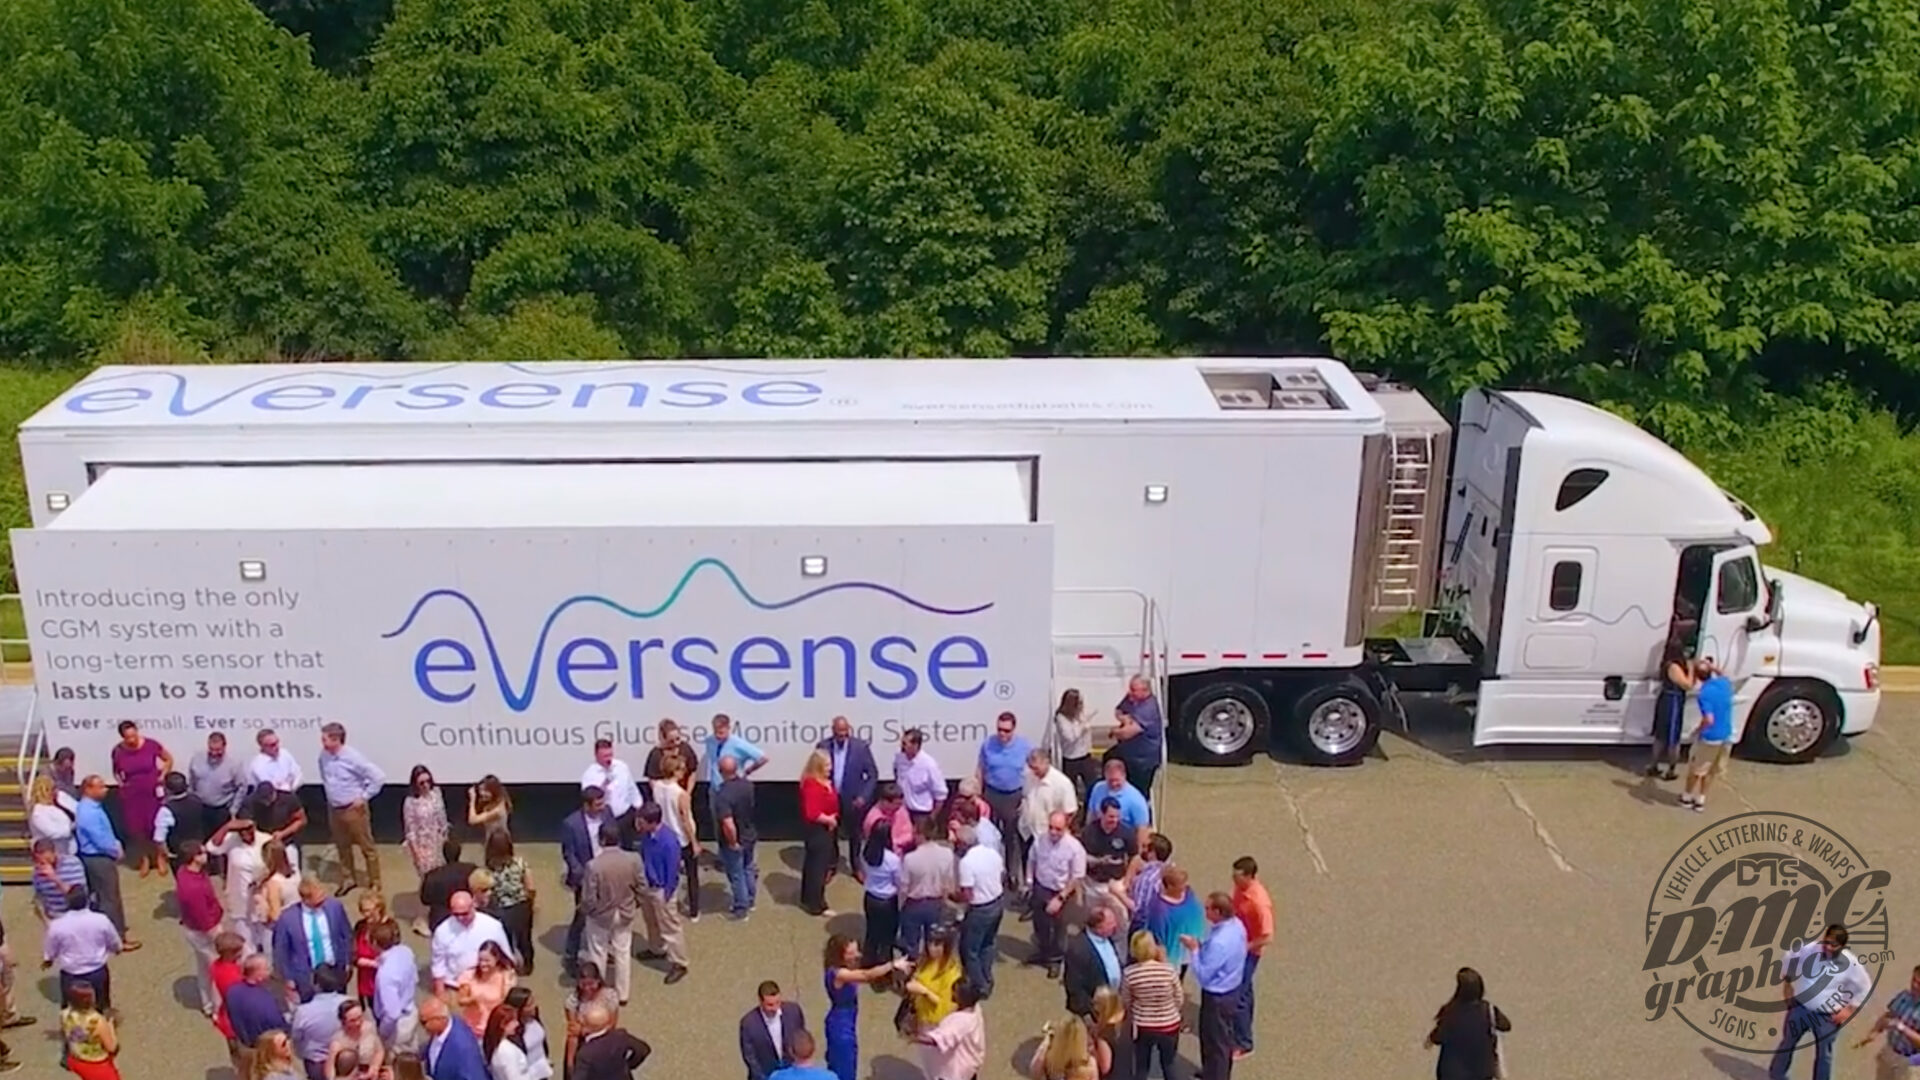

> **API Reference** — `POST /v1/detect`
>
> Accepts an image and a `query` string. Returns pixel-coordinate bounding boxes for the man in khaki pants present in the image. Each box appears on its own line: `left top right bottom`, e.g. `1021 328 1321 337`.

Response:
580 822 645 1005
634 804 690 985
317 723 385 896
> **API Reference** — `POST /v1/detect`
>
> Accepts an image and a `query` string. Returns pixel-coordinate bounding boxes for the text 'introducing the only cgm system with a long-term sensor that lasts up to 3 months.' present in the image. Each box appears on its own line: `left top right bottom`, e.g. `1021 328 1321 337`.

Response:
31 585 323 735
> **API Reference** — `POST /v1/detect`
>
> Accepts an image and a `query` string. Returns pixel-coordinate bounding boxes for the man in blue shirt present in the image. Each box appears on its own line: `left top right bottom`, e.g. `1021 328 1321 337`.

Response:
635 804 690 984
1106 676 1165 801
1084 759 1151 842
226 954 291 1073
317 722 386 897
74 775 137 949
975 711 1034 888
704 714 767 836
1683 659 1737 813
1183 892 1248 1080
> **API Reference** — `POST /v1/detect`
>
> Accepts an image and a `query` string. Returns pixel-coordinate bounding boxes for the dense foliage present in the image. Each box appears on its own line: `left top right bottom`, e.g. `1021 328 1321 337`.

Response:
0 0 1917 654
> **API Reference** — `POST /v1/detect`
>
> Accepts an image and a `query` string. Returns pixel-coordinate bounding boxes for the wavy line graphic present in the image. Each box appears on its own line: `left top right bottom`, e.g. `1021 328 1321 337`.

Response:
1531 605 1669 630
382 557 992 712
74 362 829 418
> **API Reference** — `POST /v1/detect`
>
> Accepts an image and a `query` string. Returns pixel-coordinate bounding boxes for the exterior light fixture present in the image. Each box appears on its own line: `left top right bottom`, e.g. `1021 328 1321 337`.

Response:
45 492 70 512
801 555 828 577
239 560 267 582
1144 484 1169 504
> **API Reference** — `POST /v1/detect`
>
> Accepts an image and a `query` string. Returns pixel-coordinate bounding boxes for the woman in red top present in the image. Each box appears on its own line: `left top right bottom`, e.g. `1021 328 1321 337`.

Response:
799 749 840 918
352 892 394 1006
209 931 246 1048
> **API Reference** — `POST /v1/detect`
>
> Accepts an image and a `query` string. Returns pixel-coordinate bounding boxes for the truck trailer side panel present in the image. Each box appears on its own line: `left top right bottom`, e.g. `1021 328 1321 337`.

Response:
14 463 1053 781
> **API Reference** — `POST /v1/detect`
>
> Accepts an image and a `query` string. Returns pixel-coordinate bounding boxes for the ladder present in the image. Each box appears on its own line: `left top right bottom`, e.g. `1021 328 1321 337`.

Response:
1372 434 1439 615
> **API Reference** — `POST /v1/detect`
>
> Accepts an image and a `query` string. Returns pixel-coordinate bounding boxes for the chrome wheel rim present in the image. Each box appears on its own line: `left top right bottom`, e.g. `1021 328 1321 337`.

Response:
1308 698 1369 756
1195 698 1256 756
1766 699 1825 755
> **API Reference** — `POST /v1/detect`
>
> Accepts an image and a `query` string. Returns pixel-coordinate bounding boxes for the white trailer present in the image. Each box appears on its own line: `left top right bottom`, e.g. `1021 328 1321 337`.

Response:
10 358 1882 782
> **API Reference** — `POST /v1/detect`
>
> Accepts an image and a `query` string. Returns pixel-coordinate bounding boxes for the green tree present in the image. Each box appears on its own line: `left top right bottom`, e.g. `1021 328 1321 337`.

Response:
360 0 737 352
0 0 418 360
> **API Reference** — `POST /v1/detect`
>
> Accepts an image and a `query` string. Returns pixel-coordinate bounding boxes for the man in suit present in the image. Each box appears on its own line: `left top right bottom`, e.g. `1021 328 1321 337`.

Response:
573 1001 653 1080
816 717 878 879
419 839 477 932
561 786 610 975
737 980 808 1080
271 876 355 1003
1063 907 1124 1018
272 876 355 999
420 995 491 1080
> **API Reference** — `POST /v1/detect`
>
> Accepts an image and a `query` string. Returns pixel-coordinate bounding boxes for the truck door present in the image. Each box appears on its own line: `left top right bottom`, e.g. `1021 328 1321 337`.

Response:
1470 540 1634 744
1439 389 1534 662
1697 547 1763 678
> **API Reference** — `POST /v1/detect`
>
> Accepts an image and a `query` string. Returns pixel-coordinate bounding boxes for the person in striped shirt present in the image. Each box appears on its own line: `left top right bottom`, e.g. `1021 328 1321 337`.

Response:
1121 929 1185 1080
30 839 88 921
1858 964 1920 1078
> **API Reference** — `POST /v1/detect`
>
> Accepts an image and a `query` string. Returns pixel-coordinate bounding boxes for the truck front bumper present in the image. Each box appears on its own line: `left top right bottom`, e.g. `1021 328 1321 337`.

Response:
1840 687 1882 736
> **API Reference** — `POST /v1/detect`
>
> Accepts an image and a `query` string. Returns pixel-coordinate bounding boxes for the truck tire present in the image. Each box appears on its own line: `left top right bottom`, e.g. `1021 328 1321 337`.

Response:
1740 680 1840 764
1176 682 1270 766
1289 679 1383 767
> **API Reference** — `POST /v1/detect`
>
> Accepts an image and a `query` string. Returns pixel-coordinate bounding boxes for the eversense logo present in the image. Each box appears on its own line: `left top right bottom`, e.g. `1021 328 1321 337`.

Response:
382 559 997 712
60 363 825 419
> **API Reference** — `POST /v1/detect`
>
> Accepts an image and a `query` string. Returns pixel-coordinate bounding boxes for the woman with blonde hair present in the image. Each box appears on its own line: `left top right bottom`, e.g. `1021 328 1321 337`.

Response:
799 748 839 917
1029 1011 1103 1079
351 892 393 1007
27 773 76 857
649 754 701 921
248 1029 304 1080
1121 930 1184 1080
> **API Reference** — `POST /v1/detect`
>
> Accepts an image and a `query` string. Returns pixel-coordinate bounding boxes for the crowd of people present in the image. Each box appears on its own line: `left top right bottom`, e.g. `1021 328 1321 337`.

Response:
5 677 1536 1080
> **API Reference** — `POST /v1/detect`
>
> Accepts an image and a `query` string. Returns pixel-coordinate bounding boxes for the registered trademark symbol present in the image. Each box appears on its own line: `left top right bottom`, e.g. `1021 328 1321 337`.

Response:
993 681 1015 700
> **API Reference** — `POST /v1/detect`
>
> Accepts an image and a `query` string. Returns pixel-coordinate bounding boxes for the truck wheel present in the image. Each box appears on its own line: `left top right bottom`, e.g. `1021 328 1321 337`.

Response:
1741 680 1840 764
1290 679 1382 766
1177 682 1270 766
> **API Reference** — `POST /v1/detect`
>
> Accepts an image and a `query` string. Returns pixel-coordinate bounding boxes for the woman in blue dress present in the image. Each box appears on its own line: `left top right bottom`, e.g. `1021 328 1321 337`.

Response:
822 933 907 1080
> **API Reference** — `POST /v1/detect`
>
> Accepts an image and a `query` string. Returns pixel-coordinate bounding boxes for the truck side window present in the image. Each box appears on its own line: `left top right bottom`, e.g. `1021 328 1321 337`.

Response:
1554 468 1609 511
1716 557 1761 614
1548 561 1583 611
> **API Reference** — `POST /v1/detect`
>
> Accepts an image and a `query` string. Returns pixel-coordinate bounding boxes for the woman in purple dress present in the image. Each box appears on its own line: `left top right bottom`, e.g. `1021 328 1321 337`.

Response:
109 720 172 878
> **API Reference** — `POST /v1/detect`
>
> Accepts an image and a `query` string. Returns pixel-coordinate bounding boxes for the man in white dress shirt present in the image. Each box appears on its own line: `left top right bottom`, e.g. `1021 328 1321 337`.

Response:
247 728 303 792
581 738 642 820
429 890 515 994
893 728 947 829
1019 749 1077 908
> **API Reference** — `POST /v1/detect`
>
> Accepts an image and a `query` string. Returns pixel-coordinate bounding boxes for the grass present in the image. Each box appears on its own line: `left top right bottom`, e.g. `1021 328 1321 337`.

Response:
0 363 1913 663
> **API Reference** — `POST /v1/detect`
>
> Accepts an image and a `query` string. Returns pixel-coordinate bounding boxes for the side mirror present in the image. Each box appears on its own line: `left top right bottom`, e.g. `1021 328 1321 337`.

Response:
1742 580 1781 634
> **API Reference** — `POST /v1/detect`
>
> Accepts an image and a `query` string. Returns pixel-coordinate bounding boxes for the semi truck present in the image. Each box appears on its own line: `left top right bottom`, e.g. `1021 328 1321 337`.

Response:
9 357 1882 782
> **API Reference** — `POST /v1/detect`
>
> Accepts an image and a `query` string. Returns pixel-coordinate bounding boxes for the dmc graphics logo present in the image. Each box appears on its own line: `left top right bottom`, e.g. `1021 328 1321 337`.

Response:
383 558 1004 712
59 362 826 418
1642 812 1893 1053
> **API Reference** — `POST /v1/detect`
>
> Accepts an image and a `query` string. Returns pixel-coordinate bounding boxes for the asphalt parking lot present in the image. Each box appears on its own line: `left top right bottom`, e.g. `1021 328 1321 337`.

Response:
6 695 1918 1080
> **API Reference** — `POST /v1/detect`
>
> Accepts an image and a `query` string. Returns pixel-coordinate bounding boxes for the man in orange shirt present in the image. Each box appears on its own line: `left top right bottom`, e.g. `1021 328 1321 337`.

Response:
1230 856 1274 1059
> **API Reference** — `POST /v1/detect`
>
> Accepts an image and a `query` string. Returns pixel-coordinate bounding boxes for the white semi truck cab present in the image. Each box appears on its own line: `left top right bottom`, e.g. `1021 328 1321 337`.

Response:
8 358 1883 781
1361 386 1882 765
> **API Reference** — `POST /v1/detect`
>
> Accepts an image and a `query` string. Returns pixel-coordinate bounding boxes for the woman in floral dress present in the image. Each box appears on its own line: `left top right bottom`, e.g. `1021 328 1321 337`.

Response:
401 765 450 937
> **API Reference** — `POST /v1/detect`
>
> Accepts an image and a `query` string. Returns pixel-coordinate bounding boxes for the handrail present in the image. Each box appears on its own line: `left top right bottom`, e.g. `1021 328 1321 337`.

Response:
1050 585 1170 825
17 689 42 804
